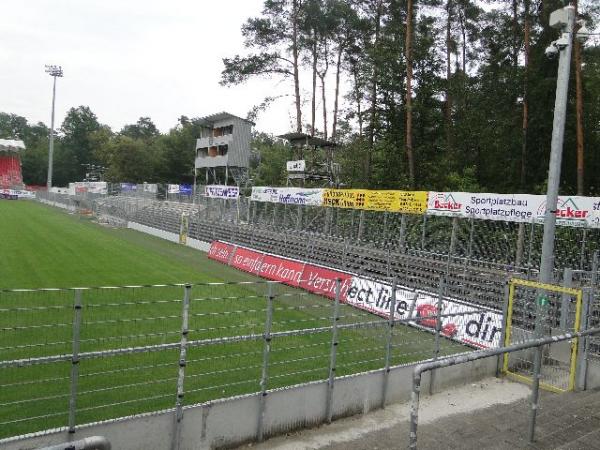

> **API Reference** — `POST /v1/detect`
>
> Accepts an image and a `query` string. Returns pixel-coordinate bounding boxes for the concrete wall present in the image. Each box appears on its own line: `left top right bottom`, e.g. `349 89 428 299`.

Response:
1 358 498 450
126 221 210 253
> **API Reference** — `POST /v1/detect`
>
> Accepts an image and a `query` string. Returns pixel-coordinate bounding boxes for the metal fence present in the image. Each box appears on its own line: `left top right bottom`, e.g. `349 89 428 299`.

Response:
0 280 488 443
34 190 600 361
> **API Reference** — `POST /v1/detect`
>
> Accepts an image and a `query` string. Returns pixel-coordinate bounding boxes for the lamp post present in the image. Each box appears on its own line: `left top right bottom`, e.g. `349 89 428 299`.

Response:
45 64 63 189
530 5 576 443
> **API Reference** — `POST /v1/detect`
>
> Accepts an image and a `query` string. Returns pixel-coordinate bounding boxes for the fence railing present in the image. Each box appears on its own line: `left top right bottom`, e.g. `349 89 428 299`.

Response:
34 191 600 362
1 280 489 443
409 326 600 449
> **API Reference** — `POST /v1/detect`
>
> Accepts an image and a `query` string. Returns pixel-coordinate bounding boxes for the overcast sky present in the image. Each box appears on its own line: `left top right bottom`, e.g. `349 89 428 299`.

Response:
0 0 306 135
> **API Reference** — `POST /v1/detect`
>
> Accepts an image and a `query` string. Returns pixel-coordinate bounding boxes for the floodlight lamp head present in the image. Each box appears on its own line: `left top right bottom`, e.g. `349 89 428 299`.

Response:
549 6 574 30
45 65 64 77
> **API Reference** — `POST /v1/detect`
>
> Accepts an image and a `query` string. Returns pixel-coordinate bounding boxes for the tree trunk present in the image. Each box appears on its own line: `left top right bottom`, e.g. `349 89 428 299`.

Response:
292 0 302 133
311 35 318 136
445 0 453 153
574 0 585 195
332 45 343 142
367 0 383 184
320 72 328 140
520 0 530 189
352 63 364 138
405 0 415 187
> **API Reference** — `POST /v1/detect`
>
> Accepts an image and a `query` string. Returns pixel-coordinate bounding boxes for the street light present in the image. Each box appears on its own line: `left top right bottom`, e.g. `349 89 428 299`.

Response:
45 64 63 189
530 5 576 444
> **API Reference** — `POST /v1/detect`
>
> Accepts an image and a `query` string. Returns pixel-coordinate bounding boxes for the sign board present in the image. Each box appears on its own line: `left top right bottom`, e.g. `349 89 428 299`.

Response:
251 187 323 206
205 185 240 199
427 192 600 227
286 160 306 172
208 241 502 349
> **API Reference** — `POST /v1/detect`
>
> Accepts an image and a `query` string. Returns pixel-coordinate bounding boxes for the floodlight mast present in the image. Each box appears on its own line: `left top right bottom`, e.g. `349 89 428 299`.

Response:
530 5 576 444
45 65 63 189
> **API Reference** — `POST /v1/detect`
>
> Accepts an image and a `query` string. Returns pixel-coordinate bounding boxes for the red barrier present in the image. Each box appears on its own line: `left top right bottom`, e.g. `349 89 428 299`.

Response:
300 264 352 300
230 247 264 274
258 254 305 286
207 241 236 264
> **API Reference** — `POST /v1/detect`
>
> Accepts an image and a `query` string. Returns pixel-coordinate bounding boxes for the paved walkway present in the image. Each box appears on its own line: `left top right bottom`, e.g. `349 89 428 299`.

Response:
243 378 600 450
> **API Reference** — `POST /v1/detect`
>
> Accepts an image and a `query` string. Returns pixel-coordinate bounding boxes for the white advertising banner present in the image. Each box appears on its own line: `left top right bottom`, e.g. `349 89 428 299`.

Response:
167 184 180 194
143 183 158 193
346 277 503 349
251 187 324 206
87 182 107 194
205 185 240 199
427 192 600 228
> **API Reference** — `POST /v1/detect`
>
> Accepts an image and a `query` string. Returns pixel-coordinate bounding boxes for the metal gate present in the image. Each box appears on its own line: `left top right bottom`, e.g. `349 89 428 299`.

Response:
502 278 583 392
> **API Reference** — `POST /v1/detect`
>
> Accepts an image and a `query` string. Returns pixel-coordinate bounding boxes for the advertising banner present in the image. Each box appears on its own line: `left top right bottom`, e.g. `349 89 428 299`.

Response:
537 196 600 228
205 185 240 199
301 264 353 299
427 192 600 228
207 241 236 264
179 184 193 195
0 189 18 200
143 183 158 194
322 189 367 209
230 247 265 274
208 241 502 348
121 183 137 192
346 277 502 348
364 190 428 214
251 187 323 206
167 184 180 194
255 254 305 286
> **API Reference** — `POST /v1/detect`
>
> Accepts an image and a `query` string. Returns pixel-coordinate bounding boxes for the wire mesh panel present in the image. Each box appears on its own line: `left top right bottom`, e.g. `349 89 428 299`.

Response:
0 360 71 439
503 279 583 392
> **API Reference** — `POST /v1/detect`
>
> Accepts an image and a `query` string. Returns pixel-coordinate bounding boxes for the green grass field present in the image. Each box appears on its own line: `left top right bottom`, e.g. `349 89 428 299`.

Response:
0 200 464 439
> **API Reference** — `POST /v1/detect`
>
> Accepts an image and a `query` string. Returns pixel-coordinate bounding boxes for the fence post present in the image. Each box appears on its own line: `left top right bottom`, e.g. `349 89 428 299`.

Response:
398 214 407 254
382 278 398 408
497 277 511 377
326 279 342 423
324 207 332 235
172 284 191 450
576 289 592 390
382 212 389 243
68 289 83 436
463 216 475 274
257 282 275 442
357 210 365 241
560 267 573 330
420 215 427 251
296 204 303 231
579 226 588 270
526 220 536 272
516 222 526 269
580 251 598 390
429 275 445 395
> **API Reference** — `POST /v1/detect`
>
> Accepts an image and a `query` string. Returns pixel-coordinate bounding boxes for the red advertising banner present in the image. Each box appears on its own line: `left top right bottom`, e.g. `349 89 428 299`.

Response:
257 254 305 287
208 241 236 264
230 247 265 274
301 264 353 299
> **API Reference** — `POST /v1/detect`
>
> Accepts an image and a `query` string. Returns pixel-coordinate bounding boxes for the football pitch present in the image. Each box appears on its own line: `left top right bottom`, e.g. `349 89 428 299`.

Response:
0 201 464 439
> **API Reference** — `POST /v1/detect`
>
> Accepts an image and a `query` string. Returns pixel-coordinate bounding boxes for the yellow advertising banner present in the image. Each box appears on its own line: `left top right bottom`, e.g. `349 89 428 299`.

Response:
322 189 367 209
323 189 427 214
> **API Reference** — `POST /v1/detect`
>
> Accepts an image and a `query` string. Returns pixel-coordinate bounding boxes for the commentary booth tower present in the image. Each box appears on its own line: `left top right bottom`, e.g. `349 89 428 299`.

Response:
194 112 254 187
278 133 339 187
0 139 26 189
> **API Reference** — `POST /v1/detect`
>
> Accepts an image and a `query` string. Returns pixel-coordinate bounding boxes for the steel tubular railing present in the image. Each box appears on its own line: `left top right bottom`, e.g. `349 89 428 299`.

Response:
408 326 600 450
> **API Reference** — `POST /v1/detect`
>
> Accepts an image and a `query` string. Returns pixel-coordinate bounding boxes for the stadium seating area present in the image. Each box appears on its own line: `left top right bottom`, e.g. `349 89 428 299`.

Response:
108 197 506 311
0 154 23 188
